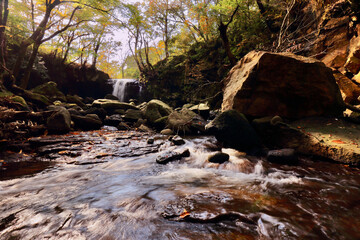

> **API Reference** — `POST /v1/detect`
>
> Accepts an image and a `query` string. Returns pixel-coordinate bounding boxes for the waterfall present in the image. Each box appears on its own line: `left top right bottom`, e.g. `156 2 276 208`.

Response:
110 79 142 102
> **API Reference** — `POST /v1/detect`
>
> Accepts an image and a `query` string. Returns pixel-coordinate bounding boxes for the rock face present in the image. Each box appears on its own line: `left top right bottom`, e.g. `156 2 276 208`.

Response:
205 110 261 152
222 51 345 119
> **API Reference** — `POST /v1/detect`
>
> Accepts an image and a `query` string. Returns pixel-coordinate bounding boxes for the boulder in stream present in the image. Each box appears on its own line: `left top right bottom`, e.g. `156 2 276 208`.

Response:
144 99 173 124
46 107 71 134
156 149 190 164
206 110 261 153
222 51 345 118
208 152 230 164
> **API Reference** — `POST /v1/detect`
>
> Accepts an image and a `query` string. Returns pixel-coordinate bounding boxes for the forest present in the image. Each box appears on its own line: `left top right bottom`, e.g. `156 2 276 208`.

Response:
0 0 360 239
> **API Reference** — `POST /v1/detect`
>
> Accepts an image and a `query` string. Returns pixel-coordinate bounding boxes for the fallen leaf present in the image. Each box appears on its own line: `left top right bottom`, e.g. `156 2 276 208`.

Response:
179 209 190 218
59 150 70 155
332 139 345 144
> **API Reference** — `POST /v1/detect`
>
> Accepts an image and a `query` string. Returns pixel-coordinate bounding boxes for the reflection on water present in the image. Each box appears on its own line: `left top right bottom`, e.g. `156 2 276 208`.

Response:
0 130 359 240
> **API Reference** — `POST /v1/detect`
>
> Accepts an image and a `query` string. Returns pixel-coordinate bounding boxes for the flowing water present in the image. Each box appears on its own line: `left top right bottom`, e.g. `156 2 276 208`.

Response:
111 79 141 102
0 128 359 240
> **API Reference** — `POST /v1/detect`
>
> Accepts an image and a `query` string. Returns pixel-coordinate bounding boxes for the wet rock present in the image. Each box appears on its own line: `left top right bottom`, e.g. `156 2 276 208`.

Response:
333 70 360 104
32 81 66 102
167 109 206 134
171 135 185 145
206 110 261 152
222 51 345 118
270 116 283 125
68 108 82 116
66 95 86 109
134 118 147 128
161 129 174 135
10 96 29 111
71 114 102 130
23 90 52 107
147 138 155 144
154 116 168 130
144 99 173 124
83 97 95 104
117 122 130 130
189 103 210 119
92 99 138 112
138 124 152 132
104 94 119 100
267 149 298 164
104 114 123 127
124 109 143 122
85 107 107 121
156 149 190 164
46 107 71 134
208 152 230 164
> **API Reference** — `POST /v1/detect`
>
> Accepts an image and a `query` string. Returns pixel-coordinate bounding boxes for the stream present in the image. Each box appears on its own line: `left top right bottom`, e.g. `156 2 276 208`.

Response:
0 128 359 240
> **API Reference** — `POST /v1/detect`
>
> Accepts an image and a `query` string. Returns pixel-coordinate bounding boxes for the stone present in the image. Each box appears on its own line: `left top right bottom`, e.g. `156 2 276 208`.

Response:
71 114 103 130
23 90 52 107
222 51 345 119
208 152 230 164
161 129 174 135
32 81 66 102
171 135 185 146
66 95 87 109
147 138 155 144
267 149 298 164
10 96 29 111
144 99 173 124
92 99 138 112
167 108 206 134
270 116 283 125
85 107 107 120
124 109 143 122
134 118 147 128
156 149 190 164
333 70 360 104
104 94 119 100
154 116 168 130
205 110 261 152
117 122 130 130
46 107 71 134
104 114 123 127
189 103 210 119
138 124 152 132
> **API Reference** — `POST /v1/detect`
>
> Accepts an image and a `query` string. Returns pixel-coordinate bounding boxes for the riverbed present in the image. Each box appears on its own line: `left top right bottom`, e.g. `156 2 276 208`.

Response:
0 128 359 240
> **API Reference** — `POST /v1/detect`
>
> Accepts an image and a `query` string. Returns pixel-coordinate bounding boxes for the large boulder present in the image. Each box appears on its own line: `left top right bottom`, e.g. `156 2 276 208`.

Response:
144 99 173 124
222 51 345 119
205 110 261 152
32 81 66 102
46 107 71 134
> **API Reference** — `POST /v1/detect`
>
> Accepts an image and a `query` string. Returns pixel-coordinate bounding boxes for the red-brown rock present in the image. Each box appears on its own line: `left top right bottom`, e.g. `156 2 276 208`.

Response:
222 51 345 119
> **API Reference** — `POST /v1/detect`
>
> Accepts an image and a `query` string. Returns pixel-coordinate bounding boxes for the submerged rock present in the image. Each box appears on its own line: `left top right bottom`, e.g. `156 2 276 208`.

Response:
222 51 345 118
208 152 230 164
267 149 298 164
156 149 190 164
171 135 185 146
161 129 174 135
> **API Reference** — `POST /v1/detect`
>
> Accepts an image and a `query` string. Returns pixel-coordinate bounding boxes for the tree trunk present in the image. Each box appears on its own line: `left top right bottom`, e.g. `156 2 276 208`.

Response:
256 0 278 33
0 0 9 70
218 22 237 66
20 42 40 89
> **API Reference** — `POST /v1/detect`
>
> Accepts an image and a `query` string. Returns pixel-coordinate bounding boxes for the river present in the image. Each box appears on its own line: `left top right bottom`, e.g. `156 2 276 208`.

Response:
0 128 359 240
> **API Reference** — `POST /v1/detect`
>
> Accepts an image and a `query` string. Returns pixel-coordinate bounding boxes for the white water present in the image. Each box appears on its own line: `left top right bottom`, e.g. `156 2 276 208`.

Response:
111 79 138 102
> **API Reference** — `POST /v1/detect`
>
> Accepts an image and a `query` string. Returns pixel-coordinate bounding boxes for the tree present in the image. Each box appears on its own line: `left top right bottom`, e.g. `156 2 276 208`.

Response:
0 0 9 72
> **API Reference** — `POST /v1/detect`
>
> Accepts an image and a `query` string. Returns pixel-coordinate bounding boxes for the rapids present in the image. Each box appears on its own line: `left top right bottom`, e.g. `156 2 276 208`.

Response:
0 128 359 240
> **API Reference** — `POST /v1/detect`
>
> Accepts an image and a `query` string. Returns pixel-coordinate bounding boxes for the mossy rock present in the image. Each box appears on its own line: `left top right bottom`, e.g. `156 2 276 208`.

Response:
10 96 29 110
32 81 66 102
